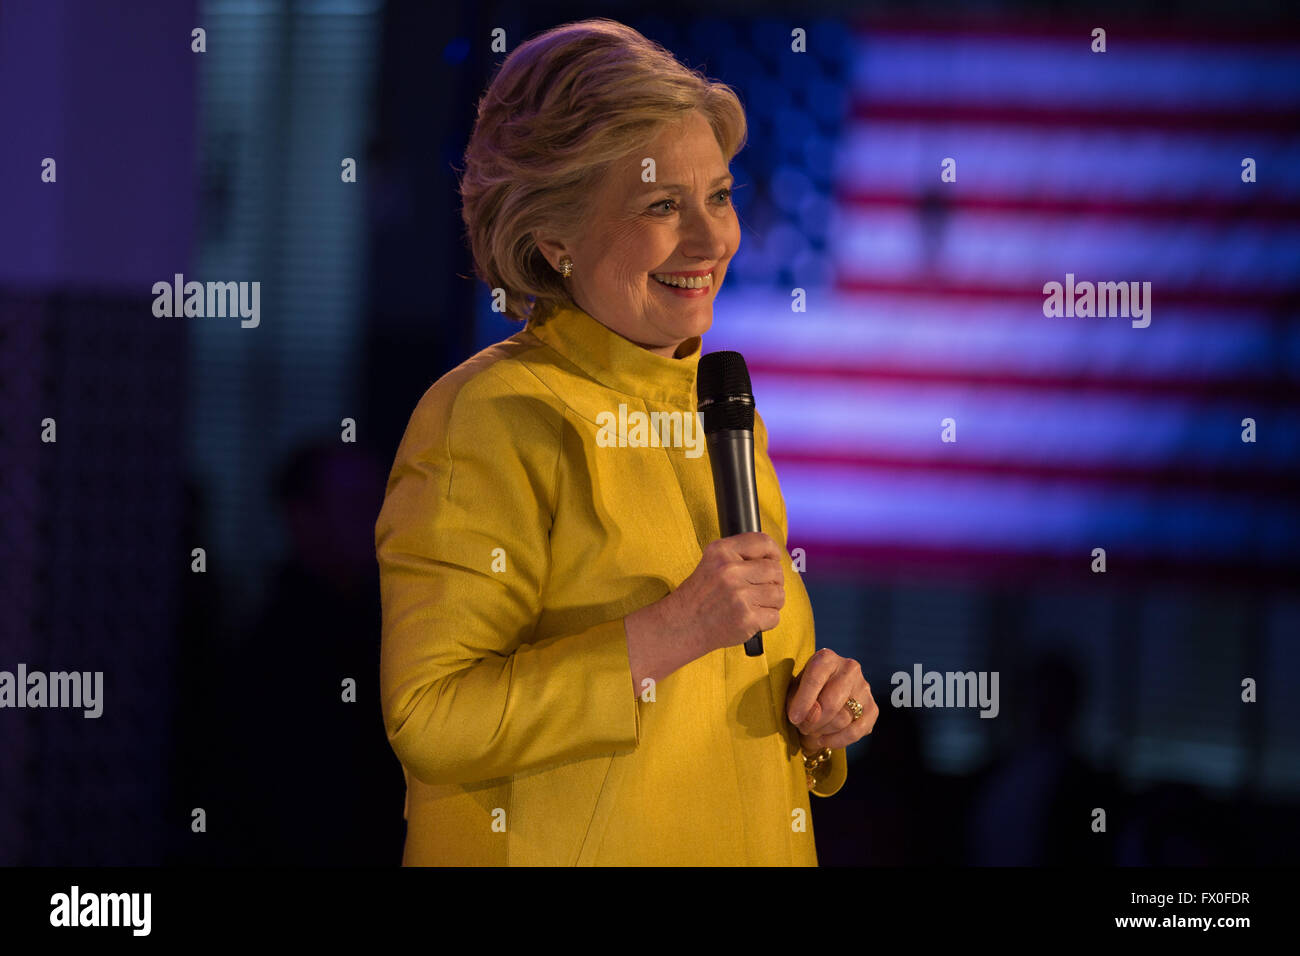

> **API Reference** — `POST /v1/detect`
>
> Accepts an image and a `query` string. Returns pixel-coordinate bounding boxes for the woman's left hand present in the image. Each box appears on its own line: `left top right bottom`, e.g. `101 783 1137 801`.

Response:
786 648 879 752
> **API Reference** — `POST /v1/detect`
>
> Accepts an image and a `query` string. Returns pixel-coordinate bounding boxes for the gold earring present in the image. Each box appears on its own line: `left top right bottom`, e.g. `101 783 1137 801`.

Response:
559 255 573 278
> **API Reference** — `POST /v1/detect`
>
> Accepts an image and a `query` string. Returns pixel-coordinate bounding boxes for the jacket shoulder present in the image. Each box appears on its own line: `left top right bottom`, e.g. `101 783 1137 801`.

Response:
391 330 563 460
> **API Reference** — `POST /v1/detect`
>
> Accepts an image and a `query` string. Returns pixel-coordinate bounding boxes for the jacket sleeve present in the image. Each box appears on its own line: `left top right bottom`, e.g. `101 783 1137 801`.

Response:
376 367 640 786
755 411 848 798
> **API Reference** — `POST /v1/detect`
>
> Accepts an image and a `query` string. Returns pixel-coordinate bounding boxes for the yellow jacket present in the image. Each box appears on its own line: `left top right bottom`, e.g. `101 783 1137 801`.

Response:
375 303 847 866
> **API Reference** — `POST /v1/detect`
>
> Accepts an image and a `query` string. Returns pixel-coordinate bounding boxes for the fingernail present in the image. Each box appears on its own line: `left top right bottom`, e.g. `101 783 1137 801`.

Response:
791 708 804 723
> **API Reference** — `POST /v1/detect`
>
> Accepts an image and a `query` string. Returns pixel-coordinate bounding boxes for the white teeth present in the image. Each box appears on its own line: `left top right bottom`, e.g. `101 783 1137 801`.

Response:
652 272 712 289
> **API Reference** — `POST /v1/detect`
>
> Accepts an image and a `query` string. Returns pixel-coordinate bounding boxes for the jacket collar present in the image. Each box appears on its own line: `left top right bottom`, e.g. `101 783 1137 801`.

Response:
526 303 702 406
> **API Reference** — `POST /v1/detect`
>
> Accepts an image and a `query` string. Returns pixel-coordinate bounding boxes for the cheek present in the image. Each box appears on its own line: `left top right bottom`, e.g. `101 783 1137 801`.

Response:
594 221 657 281
613 228 668 286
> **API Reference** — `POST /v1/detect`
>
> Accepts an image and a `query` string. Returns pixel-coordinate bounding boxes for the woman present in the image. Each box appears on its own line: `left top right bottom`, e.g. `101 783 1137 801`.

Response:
375 18 878 866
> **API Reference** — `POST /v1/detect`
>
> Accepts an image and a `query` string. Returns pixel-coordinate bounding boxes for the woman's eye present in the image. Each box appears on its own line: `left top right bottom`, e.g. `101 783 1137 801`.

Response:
649 189 731 214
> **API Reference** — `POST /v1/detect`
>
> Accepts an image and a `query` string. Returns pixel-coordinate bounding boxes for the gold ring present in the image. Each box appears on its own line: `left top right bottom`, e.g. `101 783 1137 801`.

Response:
844 697 864 721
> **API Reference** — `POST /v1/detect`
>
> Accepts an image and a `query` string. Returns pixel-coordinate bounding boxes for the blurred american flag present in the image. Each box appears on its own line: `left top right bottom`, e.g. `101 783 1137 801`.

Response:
709 17 1300 587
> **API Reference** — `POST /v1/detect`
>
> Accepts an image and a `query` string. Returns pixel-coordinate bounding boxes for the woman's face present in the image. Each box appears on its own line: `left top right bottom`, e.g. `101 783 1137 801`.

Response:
537 110 741 357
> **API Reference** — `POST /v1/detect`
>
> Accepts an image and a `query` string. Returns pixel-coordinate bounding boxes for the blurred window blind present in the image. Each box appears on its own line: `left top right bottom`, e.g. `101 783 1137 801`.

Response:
190 0 380 621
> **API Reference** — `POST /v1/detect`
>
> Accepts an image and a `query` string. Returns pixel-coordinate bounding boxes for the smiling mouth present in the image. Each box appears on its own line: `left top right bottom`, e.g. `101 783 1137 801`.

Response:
651 271 713 289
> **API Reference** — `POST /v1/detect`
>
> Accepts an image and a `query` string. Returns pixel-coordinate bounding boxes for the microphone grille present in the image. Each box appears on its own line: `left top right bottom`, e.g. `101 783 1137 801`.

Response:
697 350 755 433
697 350 752 401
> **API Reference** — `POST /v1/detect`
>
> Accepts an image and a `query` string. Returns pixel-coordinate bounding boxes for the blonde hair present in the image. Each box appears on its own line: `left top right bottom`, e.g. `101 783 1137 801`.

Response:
458 18 747 323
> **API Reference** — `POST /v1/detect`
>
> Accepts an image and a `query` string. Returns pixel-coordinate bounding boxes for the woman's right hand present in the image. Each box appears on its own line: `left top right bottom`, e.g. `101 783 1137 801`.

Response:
624 532 786 695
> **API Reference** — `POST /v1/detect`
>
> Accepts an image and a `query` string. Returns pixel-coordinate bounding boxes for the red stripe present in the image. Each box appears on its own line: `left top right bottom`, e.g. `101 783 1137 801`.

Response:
745 360 1296 405
849 99 1300 133
832 276 1299 310
835 188 1300 225
786 540 1300 590
770 450 1297 498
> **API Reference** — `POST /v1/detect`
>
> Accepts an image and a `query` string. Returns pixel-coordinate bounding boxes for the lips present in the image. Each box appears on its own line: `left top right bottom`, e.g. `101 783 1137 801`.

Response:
651 271 713 289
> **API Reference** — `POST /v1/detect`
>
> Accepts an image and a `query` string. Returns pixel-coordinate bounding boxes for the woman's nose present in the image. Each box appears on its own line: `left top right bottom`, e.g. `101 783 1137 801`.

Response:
679 206 730 260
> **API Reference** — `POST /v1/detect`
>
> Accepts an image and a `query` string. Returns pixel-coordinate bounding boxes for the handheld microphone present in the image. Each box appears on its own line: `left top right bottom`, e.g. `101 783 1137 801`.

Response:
697 350 765 658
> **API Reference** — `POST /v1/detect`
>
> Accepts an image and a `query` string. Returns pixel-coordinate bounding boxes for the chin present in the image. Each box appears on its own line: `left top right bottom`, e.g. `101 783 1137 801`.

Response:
668 307 713 340
641 278 723 341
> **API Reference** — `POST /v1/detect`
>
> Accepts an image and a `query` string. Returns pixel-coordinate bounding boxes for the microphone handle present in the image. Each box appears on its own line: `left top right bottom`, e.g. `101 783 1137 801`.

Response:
706 429 765 657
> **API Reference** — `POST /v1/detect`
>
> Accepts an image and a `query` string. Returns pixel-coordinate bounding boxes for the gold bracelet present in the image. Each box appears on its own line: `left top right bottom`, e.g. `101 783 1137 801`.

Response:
802 746 832 789
802 746 832 770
